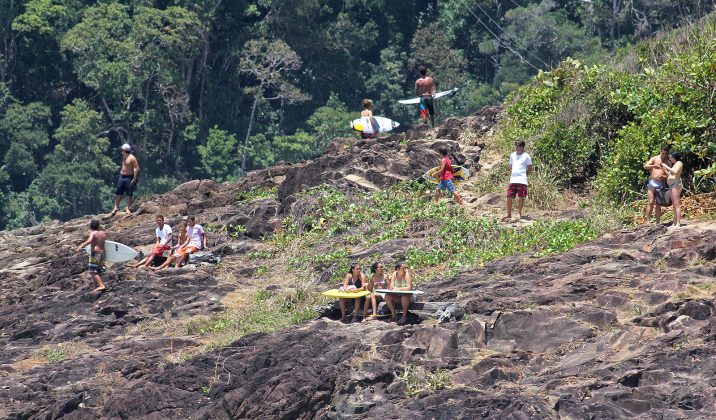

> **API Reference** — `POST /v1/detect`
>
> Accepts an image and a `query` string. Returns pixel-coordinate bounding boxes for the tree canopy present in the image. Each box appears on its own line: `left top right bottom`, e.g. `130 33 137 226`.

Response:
0 0 713 228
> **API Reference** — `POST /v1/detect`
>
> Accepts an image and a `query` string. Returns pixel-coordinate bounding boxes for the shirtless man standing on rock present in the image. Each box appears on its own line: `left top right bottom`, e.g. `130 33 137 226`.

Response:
76 220 107 292
112 143 139 215
643 145 672 224
415 66 437 127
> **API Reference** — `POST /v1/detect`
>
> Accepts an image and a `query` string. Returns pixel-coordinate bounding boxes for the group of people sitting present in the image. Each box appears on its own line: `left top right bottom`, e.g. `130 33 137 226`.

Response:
132 214 207 271
338 262 414 324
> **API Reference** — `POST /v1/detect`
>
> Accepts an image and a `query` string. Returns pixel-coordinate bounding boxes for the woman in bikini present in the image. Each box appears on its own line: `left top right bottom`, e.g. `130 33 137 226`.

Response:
662 152 684 227
363 261 387 321
338 264 367 322
386 262 413 324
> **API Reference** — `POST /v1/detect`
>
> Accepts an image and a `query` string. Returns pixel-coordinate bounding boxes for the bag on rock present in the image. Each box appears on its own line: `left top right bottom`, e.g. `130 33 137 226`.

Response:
188 251 221 264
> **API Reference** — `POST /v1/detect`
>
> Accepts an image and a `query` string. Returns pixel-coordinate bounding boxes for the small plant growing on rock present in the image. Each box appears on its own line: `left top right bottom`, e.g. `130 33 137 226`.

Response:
394 365 451 396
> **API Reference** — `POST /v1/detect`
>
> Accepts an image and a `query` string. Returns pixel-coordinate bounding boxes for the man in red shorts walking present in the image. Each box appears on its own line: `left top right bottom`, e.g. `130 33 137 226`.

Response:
505 140 532 221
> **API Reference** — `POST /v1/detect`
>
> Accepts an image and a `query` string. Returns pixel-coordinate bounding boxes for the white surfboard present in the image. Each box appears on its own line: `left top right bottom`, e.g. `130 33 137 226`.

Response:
350 116 400 134
374 289 425 296
398 88 459 105
85 240 138 263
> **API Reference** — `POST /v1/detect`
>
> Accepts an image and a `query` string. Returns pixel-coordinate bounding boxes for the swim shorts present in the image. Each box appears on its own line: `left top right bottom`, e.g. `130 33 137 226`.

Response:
149 244 171 257
507 183 528 198
419 96 434 120
115 174 135 196
88 252 105 274
175 245 199 257
647 179 664 190
436 179 456 193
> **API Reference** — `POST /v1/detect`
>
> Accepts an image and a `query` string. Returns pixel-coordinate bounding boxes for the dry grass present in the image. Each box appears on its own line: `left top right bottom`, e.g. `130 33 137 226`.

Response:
13 341 95 372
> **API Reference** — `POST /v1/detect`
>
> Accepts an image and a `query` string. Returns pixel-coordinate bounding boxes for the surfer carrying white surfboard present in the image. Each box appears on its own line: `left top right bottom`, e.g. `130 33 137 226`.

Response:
75 220 107 292
415 66 437 127
360 99 379 139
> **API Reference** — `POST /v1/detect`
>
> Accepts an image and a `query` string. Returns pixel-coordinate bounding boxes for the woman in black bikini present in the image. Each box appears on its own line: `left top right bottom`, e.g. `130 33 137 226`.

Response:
339 264 367 322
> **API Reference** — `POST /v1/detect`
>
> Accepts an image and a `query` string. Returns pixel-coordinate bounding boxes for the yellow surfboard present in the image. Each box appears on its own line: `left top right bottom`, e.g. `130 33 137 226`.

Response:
322 289 371 299
423 165 470 185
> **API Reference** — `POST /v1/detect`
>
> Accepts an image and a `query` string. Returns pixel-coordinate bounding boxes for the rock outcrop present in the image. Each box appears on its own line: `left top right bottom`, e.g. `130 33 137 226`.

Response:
1 110 715 419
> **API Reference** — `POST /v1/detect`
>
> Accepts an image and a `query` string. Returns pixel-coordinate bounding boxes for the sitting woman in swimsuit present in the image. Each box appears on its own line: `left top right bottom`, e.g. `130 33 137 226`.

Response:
662 152 684 227
363 261 387 321
338 264 367 322
385 262 413 324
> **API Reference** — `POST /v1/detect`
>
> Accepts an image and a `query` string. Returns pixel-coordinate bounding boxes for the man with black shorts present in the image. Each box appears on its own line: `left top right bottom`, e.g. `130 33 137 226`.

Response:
112 143 139 215
504 140 532 221
414 66 437 127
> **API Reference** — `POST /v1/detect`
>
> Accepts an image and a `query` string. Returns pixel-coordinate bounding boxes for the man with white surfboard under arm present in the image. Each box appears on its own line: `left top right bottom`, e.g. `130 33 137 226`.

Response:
76 220 107 292
415 66 437 127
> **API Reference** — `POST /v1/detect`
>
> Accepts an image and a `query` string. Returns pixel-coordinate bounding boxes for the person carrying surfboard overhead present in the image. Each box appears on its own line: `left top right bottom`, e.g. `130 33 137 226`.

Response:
415 66 437 127
360 99 379 139
433 145 465 205
76 220 107 292
112 143 140 215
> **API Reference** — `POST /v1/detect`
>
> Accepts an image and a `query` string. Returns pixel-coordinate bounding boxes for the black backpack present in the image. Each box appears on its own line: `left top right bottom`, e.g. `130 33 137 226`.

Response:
654 185 672 206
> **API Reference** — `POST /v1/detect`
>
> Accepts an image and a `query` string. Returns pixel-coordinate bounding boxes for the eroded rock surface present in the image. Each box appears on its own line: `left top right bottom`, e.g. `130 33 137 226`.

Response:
1 112 715 419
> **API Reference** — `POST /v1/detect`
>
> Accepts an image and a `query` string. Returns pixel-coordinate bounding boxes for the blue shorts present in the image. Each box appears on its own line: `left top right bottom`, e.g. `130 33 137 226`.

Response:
647 179 664 190
436 179 456 193
115 175 135 196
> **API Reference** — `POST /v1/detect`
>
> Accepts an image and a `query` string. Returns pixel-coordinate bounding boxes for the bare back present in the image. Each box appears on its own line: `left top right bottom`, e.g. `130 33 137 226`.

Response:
121 154 138 177
415 77 436 97
361 109 373 118
90 231 107 254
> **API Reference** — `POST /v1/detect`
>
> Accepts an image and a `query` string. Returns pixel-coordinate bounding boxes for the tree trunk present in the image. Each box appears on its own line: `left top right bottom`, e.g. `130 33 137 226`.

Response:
241 96 260 173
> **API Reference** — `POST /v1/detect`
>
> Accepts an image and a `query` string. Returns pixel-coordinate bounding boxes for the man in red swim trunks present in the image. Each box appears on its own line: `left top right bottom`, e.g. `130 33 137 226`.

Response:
414 66 437 127
505 140 532 221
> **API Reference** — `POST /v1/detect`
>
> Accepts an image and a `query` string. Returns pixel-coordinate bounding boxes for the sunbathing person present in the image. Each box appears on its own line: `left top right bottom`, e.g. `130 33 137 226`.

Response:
338 264 367 322
385 262 413 324
363 261 387 321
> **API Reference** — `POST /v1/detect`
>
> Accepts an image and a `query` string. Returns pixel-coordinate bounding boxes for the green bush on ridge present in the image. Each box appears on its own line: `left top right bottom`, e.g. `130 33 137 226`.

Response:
498 18 716 201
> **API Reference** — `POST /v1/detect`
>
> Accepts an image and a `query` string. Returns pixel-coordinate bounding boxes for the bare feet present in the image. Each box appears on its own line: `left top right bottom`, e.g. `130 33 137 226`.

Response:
110 208 118 216
514 214 522 221
124 208 132 215
93 286 106 292
397 318 406 325
365 316 378 322
501 216 511 222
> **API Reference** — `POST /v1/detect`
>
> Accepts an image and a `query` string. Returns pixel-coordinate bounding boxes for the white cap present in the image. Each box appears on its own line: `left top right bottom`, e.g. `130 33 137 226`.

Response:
121 143 131 151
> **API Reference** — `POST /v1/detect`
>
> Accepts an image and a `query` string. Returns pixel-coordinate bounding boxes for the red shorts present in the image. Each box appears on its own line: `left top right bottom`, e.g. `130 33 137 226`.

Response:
507 183 528 198
149 244 171 257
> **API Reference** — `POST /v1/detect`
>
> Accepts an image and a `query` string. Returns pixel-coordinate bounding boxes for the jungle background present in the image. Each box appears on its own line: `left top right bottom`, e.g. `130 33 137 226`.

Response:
0 0 715 229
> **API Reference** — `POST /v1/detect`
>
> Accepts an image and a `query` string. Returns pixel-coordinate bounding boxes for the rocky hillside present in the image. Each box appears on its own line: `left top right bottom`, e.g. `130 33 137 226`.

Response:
1 107 715 419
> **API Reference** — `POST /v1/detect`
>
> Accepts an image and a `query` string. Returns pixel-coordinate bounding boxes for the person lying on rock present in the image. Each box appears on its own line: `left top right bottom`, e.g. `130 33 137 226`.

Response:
153 216 207 271
363 261 387 321
75 219 107 292
385 262 413 325
338 264 367 322
133 214 172 269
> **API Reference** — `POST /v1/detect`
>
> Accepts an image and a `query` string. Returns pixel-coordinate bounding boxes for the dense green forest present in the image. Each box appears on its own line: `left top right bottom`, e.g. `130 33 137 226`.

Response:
0 0 713 229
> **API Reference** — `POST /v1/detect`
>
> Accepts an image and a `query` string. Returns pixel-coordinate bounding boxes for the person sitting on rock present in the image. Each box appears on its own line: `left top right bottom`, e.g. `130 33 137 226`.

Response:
385 262 413 325
338 264 367 322
133 214 172 268
363 261 387 321
75 219 107 292
153 216 206 271
170 219 188 256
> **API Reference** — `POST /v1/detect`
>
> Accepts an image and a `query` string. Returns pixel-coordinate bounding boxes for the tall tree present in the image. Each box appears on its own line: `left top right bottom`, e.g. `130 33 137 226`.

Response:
239 38 307 172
